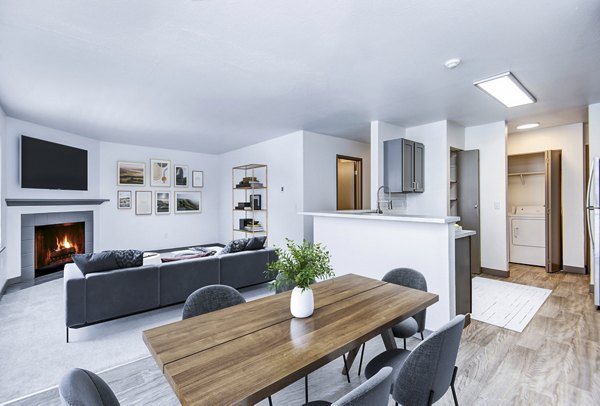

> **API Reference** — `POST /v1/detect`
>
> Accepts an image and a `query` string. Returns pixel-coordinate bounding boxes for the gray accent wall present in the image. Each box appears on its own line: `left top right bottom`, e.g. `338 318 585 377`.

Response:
21 211 93 280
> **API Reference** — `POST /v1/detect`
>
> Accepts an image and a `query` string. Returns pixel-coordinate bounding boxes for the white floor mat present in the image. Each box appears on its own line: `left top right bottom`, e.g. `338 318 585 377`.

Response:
471 277 551 332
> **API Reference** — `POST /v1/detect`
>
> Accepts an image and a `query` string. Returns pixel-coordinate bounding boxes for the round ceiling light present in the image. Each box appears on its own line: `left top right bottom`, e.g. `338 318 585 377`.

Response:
516 123 540 130
444 58 461 69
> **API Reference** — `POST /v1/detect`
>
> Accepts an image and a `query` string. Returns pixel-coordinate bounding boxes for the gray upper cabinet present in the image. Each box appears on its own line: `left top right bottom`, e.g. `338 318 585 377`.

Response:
383 138 425 193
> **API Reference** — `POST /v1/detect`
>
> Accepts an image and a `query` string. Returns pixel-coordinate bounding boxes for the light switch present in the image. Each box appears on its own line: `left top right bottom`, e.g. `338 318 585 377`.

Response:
494 201 500 210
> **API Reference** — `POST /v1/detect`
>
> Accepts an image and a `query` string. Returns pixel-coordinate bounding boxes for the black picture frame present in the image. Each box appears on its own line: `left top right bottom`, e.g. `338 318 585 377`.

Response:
250 194 261 210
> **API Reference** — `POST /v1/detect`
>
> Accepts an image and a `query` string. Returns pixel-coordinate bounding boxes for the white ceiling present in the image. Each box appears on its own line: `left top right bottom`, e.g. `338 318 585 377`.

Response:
0 0 599 153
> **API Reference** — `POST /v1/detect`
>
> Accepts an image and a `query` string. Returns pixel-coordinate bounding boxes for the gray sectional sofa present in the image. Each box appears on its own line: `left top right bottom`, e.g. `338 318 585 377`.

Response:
64 248 276 341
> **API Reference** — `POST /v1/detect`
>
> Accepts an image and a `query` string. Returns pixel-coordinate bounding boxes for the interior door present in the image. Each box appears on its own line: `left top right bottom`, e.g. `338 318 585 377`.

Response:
545 150 562 272
457 150 481 275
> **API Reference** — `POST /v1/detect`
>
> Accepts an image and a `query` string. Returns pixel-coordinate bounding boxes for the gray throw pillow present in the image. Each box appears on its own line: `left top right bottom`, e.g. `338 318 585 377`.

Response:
221 238 249 255
72 251 118 275
113 249 144 268
245 236 267 251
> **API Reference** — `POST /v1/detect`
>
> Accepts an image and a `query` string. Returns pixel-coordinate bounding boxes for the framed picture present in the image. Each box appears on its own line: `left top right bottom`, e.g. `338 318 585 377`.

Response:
175 191 202 213
174 165 189 187
117 190 132 209
135 191 152 215
192 170 204 188
155 191 171 215
250 194 262 210
117 161 145 186
150 159 171 187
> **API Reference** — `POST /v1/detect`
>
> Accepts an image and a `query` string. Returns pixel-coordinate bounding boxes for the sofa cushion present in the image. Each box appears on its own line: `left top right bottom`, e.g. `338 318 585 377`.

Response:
159 256 220 306
245 236 267 251
113 249 144 268
72 251 118 275
219 249 272 288
221 238 249 255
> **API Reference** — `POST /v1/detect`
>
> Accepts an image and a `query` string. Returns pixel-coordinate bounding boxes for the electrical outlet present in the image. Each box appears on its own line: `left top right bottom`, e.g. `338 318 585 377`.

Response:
494 202 500 210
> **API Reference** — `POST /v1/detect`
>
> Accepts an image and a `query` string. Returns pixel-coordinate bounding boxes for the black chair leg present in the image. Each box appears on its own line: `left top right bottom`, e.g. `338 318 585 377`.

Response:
66 327 69 343
305 374 308 404
357 343 366 377
451 366 459 405
403 338 406 349
427 390 435 406
420 331 424 340
342 353 351 383
268 396 273 406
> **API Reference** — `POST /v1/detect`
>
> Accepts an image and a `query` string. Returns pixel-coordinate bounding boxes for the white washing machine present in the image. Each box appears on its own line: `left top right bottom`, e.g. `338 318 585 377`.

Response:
508 206 546 266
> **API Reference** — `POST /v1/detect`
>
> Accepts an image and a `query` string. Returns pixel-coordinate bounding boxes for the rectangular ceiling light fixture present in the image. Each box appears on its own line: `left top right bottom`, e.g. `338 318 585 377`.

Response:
473 72 536 108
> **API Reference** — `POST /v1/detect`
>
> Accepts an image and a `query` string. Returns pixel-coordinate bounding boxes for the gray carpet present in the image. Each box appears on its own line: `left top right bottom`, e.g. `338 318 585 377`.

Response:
0 278 271 404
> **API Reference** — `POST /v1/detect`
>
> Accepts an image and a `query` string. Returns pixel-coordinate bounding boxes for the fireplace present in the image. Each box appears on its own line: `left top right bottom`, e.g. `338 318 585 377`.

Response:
34 222 85 277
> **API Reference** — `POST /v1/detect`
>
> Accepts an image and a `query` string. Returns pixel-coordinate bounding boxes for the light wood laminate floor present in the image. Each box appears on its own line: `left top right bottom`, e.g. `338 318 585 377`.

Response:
8 265 600 405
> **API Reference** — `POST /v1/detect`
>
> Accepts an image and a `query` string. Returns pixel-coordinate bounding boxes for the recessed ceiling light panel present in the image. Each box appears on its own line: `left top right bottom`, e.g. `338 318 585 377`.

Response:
474 72 536 108
516 122 540 130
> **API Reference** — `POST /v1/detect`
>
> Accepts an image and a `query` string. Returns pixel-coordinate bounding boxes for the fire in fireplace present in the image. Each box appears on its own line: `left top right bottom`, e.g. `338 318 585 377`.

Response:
34 222 85 277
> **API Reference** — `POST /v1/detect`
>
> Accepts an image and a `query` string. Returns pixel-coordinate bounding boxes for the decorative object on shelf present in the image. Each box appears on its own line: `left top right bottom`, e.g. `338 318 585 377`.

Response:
135 191 152 215
192 170 204 188
175 165 189 187
117 190 132 209
266 239 334 318
150 159 171 187
155 191 171 215
117 161 145 186
175 191 202 213
235 176 264 189
250 194 262 210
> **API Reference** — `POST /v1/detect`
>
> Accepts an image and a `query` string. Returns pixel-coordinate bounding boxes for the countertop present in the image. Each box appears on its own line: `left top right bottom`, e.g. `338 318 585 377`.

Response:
300 210 460 224
455 229 476 239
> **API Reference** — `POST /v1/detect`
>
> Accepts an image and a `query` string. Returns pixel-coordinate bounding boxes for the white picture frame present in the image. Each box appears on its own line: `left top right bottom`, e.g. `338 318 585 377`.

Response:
150 159 171 187
174 165 189 187
117 190 132 209
135 191 152 215
192 170 204 188
175 191 202 213
117 161 145 186
155 191 171 215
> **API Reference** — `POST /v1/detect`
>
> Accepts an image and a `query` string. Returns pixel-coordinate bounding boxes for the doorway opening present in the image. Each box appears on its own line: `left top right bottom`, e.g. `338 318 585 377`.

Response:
336 155 363 210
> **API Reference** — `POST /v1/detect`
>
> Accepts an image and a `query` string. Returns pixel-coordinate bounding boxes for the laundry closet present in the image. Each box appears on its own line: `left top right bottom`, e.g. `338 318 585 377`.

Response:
507 151 562 272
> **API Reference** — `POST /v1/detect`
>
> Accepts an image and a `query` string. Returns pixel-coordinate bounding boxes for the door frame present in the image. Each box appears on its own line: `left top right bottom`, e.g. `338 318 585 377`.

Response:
336 155 363 210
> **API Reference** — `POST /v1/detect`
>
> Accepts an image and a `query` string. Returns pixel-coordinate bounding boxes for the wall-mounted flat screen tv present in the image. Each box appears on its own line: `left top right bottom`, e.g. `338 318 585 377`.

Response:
21 135 88 190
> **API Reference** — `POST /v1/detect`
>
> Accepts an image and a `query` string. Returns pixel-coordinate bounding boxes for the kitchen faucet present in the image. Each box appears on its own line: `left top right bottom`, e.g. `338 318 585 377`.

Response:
377 185 392 214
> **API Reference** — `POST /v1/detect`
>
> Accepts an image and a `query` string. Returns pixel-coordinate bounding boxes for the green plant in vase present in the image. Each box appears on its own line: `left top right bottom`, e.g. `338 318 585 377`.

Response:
266 238 334 317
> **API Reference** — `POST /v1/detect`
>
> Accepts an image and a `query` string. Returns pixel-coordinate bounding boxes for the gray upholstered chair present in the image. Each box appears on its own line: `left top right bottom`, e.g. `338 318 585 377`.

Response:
182 284 246 320
59 368 120 406
304 366 393 406
364 315 465 406
357 268 428 376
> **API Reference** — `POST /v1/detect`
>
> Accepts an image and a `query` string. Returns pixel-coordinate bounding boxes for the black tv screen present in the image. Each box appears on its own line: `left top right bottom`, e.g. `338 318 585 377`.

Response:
21 135 88 190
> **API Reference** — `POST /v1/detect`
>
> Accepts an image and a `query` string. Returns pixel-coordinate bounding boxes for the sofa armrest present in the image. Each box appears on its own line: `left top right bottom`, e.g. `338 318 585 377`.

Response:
64 263 86 328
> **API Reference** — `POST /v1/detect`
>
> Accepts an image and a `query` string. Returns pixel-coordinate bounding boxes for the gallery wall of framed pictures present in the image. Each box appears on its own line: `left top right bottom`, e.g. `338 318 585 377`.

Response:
117 159 204 215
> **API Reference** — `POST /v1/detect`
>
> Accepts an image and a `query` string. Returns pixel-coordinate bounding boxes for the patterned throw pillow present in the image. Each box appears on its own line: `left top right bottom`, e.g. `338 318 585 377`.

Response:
245 236 267 251
221 238 249 255
113 249 144 268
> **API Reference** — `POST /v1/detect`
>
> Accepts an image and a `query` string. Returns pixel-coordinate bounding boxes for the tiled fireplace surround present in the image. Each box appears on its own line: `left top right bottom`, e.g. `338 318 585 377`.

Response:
21 211 93 280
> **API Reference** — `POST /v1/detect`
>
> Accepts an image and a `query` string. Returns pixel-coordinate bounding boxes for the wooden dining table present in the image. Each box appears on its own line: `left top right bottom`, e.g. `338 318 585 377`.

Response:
143 273 439 405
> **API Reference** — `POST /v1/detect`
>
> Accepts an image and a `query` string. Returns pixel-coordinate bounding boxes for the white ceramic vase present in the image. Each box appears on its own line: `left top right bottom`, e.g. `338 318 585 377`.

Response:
290 286 314 318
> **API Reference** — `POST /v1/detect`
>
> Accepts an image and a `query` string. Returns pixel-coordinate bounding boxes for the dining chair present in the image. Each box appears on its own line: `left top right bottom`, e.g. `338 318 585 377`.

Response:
364 315 465 406
304 366 393 406
59 368 120 406
357 267 428 376
182 284 246 320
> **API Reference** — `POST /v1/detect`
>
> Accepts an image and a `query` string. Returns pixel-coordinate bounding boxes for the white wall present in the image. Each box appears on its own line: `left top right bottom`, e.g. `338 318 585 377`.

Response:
303 131 370 242
219 131 305 248
465 121 508 272
370 121 406 209
507 123 585 269
404 121 449 216
97 142 221 251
